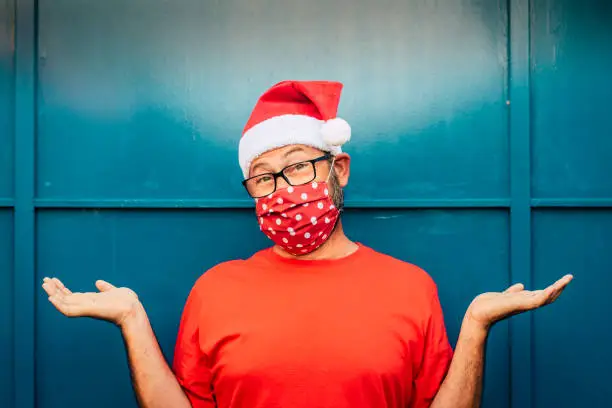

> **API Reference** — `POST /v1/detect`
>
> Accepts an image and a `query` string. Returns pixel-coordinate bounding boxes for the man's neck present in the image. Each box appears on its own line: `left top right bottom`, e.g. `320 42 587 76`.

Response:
272 220 359 261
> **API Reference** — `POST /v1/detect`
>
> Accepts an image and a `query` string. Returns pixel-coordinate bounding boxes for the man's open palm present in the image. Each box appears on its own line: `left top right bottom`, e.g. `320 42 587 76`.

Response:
42 277 140 326
467 274 574 328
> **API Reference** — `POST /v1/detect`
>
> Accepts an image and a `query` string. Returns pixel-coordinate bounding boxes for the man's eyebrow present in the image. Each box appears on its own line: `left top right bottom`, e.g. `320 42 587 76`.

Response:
250 162 271 175
283 146 305 158
250 147 307 176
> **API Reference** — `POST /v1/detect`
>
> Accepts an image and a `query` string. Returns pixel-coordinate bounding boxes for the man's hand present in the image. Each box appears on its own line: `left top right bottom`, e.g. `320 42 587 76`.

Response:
42 277 141 327
42 277 193 407
431 274 573 408
465 274 574 330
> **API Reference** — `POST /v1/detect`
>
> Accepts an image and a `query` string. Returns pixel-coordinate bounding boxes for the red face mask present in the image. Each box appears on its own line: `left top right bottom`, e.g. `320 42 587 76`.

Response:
256 181 340 255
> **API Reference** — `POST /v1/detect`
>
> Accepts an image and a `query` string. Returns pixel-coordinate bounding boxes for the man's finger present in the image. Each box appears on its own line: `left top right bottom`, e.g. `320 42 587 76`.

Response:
52 277 72 295
523 274 573 309
48 294 85 317
510 290 547 311
49 292 93 317
541 274 573 303
95 280 116 292
547 289 564 304
549 274 573 292
42 277 60 297
48 294 68 314
41 282 53 297
504 283 524 293
559 274 573 287
545 281 571 305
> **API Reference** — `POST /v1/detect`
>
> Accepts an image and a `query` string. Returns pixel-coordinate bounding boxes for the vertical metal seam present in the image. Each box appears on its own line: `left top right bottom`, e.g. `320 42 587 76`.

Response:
508 0 533 407
505 3 513 405
13 0 36 407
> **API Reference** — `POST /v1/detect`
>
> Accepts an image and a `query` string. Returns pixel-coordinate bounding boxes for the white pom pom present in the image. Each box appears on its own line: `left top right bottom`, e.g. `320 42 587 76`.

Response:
320 117 351 147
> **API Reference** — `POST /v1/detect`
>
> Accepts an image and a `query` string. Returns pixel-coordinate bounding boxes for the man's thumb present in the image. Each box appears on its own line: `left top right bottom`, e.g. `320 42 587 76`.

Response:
95 280 116 292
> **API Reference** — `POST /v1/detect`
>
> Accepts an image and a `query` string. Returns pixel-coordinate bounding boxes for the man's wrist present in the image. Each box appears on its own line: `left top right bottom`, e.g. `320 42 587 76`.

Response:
460 315 490 343
119 300 148 333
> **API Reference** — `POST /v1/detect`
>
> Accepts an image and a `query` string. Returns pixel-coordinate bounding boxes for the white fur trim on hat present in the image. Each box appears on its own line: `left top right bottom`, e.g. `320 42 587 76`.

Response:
239 114 348 178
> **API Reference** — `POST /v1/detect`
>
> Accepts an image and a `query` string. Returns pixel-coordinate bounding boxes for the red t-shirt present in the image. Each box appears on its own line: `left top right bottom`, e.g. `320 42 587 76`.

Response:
172 244 453 408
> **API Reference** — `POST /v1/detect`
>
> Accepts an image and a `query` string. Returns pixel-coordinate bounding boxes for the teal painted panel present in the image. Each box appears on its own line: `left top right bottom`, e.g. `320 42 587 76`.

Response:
37 0 508 200
0 0 14 198
344 209 510 408
532 210 612 407
35 209 269 408
531 0 612 198
0 210 14 407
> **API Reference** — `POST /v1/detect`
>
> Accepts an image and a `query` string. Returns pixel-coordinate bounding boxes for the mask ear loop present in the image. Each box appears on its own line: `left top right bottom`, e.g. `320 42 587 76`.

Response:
325 156 336 184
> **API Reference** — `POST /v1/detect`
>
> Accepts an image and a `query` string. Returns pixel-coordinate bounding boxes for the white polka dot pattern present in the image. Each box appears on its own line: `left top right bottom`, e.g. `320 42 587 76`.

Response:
255 181 339 256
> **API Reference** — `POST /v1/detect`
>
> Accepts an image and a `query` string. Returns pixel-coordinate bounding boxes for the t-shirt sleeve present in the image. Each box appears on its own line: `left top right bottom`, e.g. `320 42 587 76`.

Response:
172 285 216 408
411 284 454 408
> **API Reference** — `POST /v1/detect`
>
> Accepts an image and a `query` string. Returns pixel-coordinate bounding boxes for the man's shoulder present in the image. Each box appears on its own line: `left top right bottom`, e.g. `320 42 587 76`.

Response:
189 249 269 293
360 246 441 315
361 245 438 291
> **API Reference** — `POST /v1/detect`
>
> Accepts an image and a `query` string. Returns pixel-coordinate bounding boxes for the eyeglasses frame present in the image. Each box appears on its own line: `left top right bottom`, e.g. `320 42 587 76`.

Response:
242 153 333 198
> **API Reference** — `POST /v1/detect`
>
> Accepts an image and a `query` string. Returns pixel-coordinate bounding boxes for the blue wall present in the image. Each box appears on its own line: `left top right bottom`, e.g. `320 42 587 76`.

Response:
1 0 611 407
1 0 15 405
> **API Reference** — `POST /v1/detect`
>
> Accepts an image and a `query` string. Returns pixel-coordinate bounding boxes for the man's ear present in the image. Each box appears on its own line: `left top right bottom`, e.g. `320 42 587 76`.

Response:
332 153 351 188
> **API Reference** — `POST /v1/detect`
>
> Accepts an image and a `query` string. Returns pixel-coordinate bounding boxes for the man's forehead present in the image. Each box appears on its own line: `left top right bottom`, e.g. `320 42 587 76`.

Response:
250 144 324 168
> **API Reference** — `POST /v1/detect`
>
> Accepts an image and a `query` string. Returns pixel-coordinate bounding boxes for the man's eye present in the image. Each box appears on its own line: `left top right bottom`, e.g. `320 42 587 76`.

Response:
294 163 308 171
256 175 273 184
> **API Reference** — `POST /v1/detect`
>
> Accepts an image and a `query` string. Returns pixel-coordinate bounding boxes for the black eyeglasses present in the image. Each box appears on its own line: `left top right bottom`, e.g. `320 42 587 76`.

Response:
242 154 332 198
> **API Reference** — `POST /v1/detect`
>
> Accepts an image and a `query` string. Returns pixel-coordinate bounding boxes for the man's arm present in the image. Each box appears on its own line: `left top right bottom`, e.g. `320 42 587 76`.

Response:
121 302 193 408
429 318 486 408
430 274 573 408
42 278 192 408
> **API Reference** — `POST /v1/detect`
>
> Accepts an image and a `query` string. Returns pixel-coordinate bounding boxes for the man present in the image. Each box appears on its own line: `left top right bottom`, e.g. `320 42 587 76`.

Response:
42 80 572 408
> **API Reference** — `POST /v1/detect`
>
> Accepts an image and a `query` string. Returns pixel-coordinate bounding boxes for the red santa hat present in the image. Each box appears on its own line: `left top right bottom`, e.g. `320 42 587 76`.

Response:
239 80 351 178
